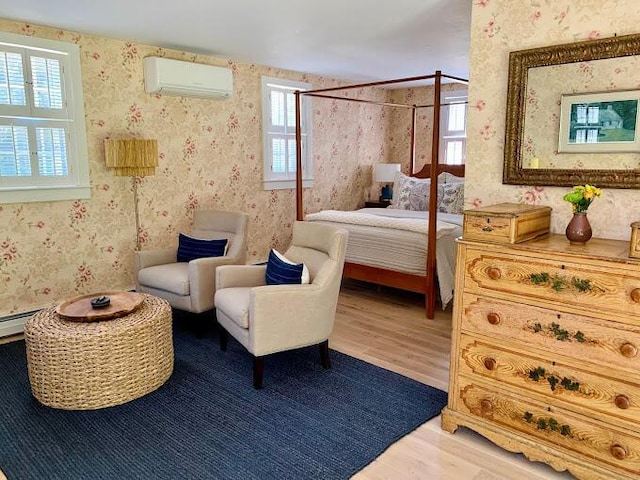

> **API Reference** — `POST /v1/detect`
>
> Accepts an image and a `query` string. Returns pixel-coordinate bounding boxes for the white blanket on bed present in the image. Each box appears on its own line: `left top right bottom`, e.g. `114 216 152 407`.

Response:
305 208 463 308
306 208 462 234
305 209 461 237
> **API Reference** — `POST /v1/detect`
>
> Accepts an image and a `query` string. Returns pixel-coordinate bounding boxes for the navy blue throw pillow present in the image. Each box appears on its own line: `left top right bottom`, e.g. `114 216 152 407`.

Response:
177 234 228 262
265 249 304 285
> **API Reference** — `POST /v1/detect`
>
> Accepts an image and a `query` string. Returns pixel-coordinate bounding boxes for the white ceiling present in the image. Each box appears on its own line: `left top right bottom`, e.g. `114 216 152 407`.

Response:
0 0 471 83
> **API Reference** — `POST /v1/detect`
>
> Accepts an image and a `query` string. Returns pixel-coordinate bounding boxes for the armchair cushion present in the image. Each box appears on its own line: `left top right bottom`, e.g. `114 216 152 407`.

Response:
265 249 310 285
214 287 252 328
177 233 228 262
138 263 190 295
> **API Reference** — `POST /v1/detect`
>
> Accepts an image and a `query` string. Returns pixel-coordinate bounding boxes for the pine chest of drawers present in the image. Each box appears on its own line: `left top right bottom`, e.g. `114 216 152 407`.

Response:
441 235 640 480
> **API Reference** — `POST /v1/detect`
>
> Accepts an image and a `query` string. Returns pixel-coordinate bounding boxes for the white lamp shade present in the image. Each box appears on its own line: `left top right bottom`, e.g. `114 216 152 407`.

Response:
374 163 401 183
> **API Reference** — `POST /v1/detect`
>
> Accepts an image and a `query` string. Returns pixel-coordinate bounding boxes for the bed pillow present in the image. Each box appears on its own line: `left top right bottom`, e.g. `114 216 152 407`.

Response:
390 172 430 210
438 182 465 214
265 249 310 285
177 234 229 262
439 172 464 184
391 175 447 211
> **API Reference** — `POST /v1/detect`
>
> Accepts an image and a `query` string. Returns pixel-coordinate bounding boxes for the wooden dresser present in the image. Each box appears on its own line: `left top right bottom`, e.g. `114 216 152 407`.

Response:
441 234 640 480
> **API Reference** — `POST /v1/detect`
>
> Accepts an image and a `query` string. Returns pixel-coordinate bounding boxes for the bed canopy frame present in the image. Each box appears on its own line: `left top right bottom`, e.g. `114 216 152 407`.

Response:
293 70 468 319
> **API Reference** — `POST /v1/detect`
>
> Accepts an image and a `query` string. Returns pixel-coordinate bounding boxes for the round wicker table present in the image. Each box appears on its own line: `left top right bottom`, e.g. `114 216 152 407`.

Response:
24 293 173 410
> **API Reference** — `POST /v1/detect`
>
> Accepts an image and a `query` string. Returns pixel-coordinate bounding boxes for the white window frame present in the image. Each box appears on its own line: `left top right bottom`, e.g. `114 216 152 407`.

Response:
261 76 313 190
439 88 468 165
0 32 89 204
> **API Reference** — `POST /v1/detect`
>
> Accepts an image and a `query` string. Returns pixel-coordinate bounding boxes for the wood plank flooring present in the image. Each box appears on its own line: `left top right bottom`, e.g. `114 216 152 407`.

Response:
332 279 574 480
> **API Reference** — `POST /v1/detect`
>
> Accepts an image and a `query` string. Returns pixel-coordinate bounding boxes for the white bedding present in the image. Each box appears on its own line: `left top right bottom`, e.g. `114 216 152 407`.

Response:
305 208 463 308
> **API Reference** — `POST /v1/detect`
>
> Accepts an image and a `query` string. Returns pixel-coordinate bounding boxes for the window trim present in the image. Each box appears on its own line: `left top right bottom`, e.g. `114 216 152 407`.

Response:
0 32 90 204
439 88 468 166
261 76 313 190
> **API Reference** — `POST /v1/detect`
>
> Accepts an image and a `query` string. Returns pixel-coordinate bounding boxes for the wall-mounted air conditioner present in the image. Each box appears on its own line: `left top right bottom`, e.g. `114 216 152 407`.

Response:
143 56 233 99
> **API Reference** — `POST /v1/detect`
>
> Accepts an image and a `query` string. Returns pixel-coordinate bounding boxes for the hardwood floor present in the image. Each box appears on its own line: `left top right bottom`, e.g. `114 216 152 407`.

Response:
332 279 574 480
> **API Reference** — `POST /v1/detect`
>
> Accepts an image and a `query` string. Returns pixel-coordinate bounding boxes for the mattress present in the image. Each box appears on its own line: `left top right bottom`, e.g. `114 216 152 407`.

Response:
305 208 463 307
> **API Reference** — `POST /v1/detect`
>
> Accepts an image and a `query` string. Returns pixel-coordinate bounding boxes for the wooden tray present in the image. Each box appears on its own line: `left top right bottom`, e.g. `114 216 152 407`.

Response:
55 291 144 322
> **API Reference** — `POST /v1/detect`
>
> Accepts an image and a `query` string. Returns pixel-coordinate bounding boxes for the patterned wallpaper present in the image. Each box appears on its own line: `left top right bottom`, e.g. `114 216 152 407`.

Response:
467 0 640 240
0 20 388 316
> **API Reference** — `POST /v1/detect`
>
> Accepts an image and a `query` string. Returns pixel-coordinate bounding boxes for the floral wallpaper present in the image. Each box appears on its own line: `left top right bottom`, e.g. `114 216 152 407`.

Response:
467 0 640 240
0 19 389 317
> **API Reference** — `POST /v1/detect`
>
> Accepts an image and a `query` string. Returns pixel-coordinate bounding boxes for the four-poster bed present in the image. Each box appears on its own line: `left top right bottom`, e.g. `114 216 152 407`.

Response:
293 71 468 319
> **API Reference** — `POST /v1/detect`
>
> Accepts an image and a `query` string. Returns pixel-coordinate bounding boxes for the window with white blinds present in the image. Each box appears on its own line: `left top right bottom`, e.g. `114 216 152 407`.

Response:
261 76 313 190
0 32 89 203
439 89 468 165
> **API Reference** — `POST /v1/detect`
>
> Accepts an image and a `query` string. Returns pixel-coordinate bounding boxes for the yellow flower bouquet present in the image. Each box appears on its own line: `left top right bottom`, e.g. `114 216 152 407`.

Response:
562 184 602 213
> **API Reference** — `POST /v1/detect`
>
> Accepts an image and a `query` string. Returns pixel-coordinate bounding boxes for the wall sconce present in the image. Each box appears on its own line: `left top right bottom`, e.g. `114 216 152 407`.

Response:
373 163 401 201
104 139 158 251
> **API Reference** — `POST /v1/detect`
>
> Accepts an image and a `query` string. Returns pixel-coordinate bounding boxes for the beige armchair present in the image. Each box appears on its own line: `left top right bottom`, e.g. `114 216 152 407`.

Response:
214 221 348 389
136 210 249 314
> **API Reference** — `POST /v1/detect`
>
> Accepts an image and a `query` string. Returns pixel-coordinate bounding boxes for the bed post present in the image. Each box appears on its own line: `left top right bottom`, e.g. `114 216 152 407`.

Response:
294 90 303 221
410 106 417 174
425 71 443 320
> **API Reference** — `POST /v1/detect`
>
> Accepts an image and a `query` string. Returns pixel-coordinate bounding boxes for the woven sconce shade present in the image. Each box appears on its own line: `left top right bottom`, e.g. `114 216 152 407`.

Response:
104 139 158 177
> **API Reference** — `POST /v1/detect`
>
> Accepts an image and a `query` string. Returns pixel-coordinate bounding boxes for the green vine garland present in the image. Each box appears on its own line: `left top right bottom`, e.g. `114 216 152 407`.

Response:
529 272 597 293
523 411 572 437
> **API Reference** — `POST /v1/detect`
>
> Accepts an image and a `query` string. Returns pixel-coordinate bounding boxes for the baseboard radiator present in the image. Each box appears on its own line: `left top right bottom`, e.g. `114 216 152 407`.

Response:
0 309 40 337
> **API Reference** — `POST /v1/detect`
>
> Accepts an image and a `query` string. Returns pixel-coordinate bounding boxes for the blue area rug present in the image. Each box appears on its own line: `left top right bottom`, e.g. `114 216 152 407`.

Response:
0 321 447 480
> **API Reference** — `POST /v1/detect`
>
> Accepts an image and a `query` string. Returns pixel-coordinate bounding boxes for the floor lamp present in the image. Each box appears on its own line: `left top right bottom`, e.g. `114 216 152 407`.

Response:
104 139 158 251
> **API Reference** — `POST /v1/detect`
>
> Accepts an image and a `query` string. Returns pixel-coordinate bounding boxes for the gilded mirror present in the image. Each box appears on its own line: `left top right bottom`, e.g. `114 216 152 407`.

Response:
503 33 640 188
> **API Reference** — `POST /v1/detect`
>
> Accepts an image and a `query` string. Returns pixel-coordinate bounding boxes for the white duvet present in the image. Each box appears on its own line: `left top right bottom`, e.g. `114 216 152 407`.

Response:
305 208 462 234
305 208 463 308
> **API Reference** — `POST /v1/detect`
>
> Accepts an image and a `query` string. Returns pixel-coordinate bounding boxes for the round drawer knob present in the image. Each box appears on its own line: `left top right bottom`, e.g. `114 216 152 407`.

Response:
487 312 501 325
615 395 631 410
488 267 502 280
631 288 640 303
610 444 628 460
479 399 494 414
483 357 497 371
620 343 638 358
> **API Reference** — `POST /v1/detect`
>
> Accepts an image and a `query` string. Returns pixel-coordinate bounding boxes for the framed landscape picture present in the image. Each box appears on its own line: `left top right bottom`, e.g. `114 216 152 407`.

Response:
558 90 640 153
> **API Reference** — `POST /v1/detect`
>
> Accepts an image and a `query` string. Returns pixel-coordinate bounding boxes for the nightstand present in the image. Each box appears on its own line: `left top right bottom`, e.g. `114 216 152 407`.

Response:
364 200 391 208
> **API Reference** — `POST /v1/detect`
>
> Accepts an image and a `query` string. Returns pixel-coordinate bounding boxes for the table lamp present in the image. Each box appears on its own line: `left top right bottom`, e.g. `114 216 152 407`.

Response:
374 163 401 201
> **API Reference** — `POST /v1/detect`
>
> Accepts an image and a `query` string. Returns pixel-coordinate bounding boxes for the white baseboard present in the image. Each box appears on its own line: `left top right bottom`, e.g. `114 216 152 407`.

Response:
0 316 30 337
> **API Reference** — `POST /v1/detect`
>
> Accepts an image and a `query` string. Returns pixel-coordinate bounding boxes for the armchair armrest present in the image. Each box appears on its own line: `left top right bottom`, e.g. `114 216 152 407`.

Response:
248 284 338 356
136 248 177 271
188 256 250 311
216 265 267 290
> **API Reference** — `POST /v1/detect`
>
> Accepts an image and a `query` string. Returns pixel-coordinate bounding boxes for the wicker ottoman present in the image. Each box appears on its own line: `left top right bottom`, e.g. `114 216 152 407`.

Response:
24 293 173 410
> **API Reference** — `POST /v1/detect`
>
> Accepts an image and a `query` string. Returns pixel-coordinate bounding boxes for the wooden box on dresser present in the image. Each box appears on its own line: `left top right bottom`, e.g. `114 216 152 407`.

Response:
441 234 640 480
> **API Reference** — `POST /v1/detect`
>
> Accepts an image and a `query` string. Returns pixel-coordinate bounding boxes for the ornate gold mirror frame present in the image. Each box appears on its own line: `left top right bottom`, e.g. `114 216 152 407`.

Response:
503 33 640 188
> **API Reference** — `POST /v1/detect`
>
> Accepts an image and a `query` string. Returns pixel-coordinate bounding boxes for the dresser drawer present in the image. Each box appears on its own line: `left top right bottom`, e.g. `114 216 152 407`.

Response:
458 380 640 476
460 293 640 376
458 335 640 428
463 215 514 243
464 248 640 320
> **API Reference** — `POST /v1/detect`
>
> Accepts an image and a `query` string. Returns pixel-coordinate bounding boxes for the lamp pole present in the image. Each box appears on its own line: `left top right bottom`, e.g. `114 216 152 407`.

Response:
133 177 141 251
